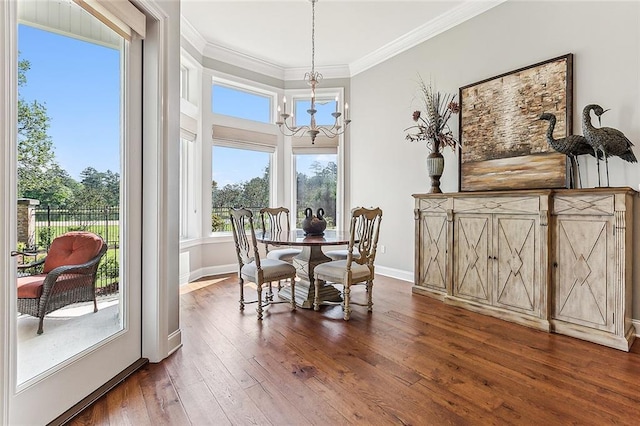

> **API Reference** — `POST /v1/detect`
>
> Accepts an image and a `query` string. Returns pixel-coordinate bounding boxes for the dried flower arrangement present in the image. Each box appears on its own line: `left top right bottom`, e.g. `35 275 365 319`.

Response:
405 76 460 153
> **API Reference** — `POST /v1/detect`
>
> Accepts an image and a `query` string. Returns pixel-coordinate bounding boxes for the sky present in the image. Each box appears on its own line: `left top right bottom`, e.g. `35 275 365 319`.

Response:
18 24 120 180
18 23 335 187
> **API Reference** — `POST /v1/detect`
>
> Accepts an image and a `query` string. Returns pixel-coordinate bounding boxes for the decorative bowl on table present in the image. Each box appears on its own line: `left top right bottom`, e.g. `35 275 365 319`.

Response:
301 207 327 236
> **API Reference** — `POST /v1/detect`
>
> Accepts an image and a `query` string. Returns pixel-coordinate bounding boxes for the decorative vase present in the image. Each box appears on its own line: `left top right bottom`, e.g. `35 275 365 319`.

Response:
426 151 445 193
301 207 327 236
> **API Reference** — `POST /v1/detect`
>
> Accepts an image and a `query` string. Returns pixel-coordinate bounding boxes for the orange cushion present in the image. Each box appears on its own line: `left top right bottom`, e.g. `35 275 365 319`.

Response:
17 274 47 298
17 273 89 299
43 232 103 273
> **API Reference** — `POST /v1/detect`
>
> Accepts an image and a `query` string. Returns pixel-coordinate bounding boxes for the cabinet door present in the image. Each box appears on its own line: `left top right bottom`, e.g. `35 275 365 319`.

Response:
454 215 490 303
418 213 448 292
494 215 538 314
553 216 614 332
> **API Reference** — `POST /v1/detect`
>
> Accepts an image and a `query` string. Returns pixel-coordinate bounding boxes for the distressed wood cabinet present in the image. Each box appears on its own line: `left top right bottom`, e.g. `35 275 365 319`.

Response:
550 188 636 351
413 188 636 351
413 196 451 300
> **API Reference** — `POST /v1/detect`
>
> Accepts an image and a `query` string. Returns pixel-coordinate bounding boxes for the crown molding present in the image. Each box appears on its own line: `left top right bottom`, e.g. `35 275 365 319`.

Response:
203 42 286 80
180 15 206 54
181 0 507 81
349 0 508 76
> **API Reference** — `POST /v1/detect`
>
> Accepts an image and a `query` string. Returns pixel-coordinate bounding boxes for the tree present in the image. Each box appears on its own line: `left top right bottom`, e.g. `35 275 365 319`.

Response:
17 58 67 204
72 167 120 209
296 161 337 226
210 166 270 231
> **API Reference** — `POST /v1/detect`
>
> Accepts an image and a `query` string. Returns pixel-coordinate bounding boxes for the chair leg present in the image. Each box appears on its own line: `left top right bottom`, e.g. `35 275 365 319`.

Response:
267 282 274 301
343 283 351 321
93 297 98 313
256 284 264 320
290 278 296 311
239 277 245 311
313 278 321 311
37 317 44 335
367 280 374 312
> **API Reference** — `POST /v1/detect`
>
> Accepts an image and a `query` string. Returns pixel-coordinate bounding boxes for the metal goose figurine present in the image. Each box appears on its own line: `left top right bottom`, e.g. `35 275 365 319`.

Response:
538 112 596 188
582 104 637 187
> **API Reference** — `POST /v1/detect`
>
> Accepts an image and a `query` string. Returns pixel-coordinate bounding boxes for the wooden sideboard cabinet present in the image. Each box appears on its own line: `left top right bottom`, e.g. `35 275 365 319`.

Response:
550 188 636 351
413 188 637 351
413 196 451 299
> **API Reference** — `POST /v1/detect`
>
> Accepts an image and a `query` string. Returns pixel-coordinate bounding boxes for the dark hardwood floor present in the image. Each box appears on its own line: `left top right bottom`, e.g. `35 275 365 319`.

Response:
69 274 640 425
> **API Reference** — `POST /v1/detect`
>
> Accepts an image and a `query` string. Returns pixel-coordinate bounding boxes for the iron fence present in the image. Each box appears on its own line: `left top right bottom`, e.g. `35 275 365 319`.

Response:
211 206 262 232
31 206 120 297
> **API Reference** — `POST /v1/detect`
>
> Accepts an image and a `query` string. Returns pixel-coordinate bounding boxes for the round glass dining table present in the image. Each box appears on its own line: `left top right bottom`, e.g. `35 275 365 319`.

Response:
256 229 352 309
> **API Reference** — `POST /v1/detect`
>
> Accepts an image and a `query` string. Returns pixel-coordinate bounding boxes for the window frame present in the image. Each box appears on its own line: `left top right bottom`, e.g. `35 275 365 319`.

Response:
210 140 275 236
211 76 275 124
285 86 345 233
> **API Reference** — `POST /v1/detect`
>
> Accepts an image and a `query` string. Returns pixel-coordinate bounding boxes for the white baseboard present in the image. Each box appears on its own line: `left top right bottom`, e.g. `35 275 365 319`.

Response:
185 264 236 284
631 319 640 338
167 329 182 356
375 265 413 282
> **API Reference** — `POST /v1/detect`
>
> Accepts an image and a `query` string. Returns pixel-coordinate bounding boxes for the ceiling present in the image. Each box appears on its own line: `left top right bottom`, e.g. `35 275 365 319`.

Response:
181 0 503 77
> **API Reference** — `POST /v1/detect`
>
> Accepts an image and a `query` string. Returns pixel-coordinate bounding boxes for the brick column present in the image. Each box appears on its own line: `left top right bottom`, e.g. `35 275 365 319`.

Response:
17 198 40 248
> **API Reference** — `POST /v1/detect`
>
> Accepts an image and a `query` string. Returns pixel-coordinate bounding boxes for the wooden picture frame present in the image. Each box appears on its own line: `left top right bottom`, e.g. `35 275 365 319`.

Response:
458 54 573 192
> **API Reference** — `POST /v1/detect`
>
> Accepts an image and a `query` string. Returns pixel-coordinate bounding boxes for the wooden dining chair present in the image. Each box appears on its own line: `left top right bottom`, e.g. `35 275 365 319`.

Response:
230 207 297 319
259 207 302 263
313 207 382 320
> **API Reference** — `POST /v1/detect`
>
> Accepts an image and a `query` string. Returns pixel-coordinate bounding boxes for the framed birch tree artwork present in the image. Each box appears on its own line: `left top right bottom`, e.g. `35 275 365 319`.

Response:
458 54 573 192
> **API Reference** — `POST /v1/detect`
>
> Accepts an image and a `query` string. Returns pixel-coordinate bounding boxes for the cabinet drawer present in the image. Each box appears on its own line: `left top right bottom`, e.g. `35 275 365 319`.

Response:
454 196 540 215
552 194 614 216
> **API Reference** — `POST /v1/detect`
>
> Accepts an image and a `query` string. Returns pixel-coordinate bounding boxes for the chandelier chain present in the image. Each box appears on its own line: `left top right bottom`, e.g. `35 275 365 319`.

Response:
311 0 315 74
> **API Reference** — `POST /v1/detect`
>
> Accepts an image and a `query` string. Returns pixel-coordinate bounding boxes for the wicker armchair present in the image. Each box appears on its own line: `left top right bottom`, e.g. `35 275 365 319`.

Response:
16 231 107 335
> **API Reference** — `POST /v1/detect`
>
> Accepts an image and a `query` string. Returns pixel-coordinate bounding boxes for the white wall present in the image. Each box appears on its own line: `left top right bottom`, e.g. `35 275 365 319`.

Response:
350 1 640 294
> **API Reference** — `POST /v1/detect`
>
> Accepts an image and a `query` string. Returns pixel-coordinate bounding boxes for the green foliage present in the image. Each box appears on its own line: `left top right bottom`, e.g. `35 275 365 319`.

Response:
17 56 119 209
211 212 225 232
72 167 120 209
212 166 270 209
98 254 119 279
38 227 53 248
296 161 337 227
17 57 75 205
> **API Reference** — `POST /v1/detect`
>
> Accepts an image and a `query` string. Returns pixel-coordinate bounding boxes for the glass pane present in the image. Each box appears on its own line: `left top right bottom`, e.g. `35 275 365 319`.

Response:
17 20 123 383
295 98 337 127
295 154 337 229
212 84 271 123
211 146 270 232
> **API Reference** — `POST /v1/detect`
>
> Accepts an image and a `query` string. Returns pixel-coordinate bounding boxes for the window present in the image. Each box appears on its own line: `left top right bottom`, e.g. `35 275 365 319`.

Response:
180 65 189 100
295 153 338 229
179 137 193 239
211 145 271 233
212 83 271 123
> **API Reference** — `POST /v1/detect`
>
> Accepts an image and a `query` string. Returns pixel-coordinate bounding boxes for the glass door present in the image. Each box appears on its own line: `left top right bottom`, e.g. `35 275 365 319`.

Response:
4 1 143 423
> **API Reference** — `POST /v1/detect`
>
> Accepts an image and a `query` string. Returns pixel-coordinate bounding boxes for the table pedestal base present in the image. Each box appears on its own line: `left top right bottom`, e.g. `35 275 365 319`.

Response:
277 245 342 309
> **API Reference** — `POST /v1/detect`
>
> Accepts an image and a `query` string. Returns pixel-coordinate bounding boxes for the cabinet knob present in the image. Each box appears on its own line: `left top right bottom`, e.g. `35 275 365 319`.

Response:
553 262 558 268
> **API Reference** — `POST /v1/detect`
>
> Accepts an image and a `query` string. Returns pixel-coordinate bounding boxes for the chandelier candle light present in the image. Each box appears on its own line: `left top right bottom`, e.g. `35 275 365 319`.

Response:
276 0 351 144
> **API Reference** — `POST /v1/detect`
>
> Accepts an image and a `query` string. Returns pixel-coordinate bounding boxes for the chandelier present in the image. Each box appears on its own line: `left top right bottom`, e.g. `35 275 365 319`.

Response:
276 0 351 144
